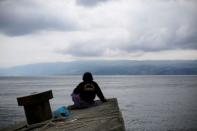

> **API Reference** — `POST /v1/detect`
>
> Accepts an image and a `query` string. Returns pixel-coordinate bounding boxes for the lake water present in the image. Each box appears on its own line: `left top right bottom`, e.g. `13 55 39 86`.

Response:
0 75 197 131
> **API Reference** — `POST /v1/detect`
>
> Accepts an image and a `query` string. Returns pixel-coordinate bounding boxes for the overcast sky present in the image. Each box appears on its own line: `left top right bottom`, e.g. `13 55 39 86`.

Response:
0 0 197 67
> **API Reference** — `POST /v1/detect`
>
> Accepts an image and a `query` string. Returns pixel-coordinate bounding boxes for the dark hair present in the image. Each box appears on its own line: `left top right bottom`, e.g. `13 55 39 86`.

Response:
83 72 93 81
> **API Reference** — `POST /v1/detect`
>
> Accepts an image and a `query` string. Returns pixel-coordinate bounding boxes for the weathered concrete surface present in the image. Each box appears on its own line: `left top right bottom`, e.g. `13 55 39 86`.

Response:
1 98 125 131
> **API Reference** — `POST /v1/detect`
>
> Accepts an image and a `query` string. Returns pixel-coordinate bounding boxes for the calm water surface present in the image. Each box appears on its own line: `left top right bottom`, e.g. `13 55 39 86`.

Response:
0 75 197 131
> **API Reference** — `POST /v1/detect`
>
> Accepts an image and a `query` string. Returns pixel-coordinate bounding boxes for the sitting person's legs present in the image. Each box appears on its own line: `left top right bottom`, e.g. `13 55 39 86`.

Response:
71 93 92 108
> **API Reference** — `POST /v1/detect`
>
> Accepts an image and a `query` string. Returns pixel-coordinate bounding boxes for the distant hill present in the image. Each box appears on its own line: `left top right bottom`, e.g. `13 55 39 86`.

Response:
0 60 197 76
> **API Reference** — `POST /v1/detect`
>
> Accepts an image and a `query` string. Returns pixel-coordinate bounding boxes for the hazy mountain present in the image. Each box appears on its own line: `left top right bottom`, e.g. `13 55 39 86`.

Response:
0 60 197 76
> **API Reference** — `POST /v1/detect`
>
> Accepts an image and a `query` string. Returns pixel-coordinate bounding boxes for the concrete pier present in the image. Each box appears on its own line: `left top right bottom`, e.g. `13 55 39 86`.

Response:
1 98 125 131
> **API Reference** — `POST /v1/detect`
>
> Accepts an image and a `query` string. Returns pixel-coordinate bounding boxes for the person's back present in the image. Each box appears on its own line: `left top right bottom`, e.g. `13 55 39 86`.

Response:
71 72 107 108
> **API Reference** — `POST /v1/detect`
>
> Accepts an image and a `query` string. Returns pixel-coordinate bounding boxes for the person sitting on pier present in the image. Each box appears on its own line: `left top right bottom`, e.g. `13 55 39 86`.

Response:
71 72 107 108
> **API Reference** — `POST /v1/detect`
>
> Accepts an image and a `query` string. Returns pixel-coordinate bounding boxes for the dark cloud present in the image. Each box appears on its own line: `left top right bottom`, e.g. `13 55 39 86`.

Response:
1 0 197 62
0 0 77 36
59 41 105 57
127 25 197 52
63 48 102 57
76 0 108 7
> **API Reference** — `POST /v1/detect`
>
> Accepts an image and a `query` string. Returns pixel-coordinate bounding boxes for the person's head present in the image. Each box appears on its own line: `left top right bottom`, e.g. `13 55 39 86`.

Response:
83 72 93 82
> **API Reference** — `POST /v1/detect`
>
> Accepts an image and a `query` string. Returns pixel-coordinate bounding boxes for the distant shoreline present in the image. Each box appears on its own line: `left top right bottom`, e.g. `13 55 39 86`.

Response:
1 75 197 78
0 60 197 76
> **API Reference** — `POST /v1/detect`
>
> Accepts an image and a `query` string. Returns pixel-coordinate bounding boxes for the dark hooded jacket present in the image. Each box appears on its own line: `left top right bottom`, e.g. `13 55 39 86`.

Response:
73 72 106 103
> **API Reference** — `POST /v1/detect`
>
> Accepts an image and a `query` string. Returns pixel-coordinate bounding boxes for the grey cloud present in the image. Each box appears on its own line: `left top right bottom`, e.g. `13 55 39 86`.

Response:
76 0 108 7
59 41 105 57
123 30 197 52
1 0 197 58
58 22 197 57
61 23 197 57
0 0 76 36
64 48 102 57
122 1 197 52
